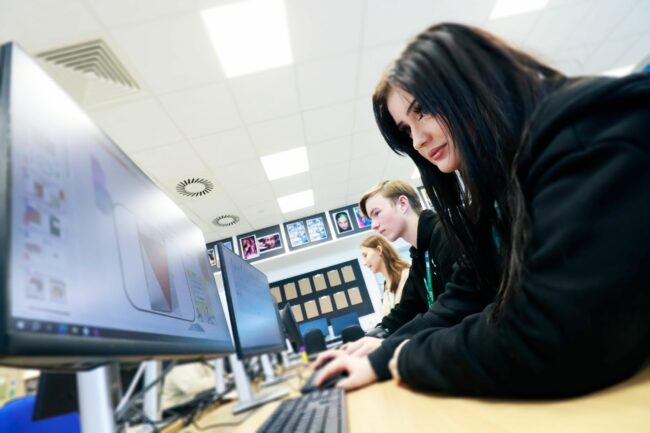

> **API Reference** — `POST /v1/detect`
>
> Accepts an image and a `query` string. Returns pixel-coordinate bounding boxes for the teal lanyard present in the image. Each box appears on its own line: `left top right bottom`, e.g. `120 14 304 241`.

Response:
424 251 434 307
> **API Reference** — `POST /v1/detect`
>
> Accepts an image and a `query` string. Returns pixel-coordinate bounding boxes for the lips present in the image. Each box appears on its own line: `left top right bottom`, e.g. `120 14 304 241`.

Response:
428 143 447 161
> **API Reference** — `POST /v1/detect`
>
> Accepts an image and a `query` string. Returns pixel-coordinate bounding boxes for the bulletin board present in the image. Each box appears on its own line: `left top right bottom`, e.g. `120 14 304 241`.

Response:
269 259 373 324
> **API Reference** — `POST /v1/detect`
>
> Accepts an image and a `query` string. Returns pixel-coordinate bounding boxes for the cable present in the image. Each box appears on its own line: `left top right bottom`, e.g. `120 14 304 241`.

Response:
114 361 177 422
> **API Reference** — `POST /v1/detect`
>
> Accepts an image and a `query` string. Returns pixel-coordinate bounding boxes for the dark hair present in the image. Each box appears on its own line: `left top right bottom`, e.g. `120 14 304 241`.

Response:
360 234 410 294
372 23 565 316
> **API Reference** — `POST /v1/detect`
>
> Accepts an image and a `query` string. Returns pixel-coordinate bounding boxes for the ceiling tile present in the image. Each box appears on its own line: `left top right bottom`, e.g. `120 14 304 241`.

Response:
609 0 650 39
485 12 540 44
383 153 418 180
306 137 352 169
183 191 239 222
87 0 194 28
239 199 283 226
561 0 637 50
354 97 376 132
247 114 305 155
584 33 642 74
351 129 388 159
296 52 358 110
109 13 225 94
229 66 300 123
286 0 363 62
231 182 277 208
310 162 350 188
90 98 183 153
302 101 355 144
159 83 243 138
430 0 495 26
524 2 591 53
0 0 102 53
129 141 211 182
314 183 350 210
547 44 598 75
192 128 257 169
349 154 387 180
356 42 403 97
347 175 383 202
362 0 435 47
211 158 269 189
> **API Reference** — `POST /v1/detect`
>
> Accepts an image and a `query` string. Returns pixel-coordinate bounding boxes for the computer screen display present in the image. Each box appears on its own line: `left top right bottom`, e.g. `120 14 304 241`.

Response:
298 318 329 339
217 244 286 358
0 43 234 368
329 312 361 336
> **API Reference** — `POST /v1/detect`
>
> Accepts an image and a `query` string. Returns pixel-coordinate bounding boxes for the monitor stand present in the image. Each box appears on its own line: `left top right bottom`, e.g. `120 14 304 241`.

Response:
76 366 116 433
230 354 288 414
143 361 162 423
259 353 287 387
213 358 226 394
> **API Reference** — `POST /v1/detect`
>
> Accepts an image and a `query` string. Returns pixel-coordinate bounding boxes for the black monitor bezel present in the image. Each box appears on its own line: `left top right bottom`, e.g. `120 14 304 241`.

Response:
217 243 286 359
329 311 361 336
279 303 304 351
0 42 235 370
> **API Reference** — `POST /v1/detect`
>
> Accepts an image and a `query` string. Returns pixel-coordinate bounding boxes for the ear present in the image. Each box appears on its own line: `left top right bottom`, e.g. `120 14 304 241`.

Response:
376 245 383 256
398 195 410 213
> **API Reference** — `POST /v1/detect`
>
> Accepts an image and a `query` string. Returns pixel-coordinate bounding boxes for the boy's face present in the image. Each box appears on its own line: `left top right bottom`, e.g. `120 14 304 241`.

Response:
364 194 408 242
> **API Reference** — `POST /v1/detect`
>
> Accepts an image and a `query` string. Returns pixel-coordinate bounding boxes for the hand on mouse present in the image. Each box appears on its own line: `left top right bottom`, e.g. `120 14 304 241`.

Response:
342 336 382 357
315 354 378 391
312 349 344 369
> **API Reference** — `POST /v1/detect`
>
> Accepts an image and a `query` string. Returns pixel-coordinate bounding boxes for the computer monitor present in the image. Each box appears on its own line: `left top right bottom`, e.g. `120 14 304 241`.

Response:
298 318 329 339
0 42 234 369
329 312 361 337
279 303 304 351
217 243 286 359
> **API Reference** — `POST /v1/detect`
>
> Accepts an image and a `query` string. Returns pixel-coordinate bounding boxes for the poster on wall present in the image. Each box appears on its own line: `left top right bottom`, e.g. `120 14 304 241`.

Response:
236 225 286 263
329 204 372 238
205 238 234 271
283 212 332 251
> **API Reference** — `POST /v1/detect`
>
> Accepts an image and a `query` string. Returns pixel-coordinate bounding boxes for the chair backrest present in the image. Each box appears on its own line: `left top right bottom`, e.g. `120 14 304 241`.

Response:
304 328 327 355
341 325 365 343
0 395 80 433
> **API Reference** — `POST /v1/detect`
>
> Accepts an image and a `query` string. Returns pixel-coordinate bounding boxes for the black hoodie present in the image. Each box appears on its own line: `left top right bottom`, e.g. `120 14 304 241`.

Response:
368 74 650 397
377 210 455 334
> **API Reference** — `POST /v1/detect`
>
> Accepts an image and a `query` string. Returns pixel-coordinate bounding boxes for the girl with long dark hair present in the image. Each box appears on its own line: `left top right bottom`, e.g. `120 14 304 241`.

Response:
316 23 650 397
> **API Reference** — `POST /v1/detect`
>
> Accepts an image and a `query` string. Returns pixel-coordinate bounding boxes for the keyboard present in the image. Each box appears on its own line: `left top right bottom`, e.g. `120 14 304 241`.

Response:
257 388 347 433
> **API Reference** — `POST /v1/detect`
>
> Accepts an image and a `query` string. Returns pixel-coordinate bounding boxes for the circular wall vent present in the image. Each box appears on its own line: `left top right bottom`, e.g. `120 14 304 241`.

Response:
176 178 214 197
212 214 240 227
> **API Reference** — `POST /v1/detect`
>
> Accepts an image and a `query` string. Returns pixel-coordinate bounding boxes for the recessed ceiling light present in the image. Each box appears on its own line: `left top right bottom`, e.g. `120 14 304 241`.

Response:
489 0 548 20
277 189 314 213
261 147 309 181
411 168 420 179
602 64 635 77
201 0 293 78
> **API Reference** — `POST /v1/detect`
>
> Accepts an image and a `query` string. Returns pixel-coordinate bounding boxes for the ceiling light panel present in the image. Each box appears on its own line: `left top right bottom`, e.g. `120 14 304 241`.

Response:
261 147 309 181
277 189 314 213
201 0 293 78
490 0 548 20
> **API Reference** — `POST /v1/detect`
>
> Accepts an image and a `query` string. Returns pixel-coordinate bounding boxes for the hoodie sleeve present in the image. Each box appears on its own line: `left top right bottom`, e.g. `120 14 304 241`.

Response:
396 118 650 396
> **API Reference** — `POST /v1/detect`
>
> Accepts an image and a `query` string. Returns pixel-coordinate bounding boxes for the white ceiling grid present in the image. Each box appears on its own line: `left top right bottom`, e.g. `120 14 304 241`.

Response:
0 0 648 242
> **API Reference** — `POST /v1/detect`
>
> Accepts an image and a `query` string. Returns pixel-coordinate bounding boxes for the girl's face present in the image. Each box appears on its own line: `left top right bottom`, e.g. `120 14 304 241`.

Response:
360 246 383 273
386 87 461 173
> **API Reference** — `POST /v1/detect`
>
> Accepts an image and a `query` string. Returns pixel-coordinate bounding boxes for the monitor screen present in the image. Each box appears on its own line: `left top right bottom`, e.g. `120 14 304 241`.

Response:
279 303 303 351
329 312 361 337
298 318 329 339
217 244 286 358
0 42 234 368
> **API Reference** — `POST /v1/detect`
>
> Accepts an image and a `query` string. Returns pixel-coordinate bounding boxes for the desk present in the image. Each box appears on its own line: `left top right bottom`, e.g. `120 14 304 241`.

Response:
169 366 650 433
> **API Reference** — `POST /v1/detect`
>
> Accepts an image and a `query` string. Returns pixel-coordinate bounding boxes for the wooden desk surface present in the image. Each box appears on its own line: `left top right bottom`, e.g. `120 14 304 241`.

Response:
171 365 650 433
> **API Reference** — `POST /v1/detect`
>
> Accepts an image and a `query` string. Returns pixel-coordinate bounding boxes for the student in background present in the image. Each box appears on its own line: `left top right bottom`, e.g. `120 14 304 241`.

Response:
359 234 410 318
316 23 650 397
318 180 455 360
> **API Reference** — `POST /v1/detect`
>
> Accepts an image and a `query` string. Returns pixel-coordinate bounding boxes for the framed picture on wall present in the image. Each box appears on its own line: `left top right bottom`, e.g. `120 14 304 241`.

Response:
206 237 235 270
239 234 259 260
286 221 309 248
333 210 353 234
284 213 332 251
306 216 328 242
257 232 282 254
352 206 371 228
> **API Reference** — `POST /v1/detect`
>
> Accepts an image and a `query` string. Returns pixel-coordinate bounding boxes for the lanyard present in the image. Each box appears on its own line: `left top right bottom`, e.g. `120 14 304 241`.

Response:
424 250 434 308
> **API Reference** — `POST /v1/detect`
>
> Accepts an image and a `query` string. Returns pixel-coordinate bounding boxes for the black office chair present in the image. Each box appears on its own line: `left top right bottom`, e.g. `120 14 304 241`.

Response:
341 325 364 343
304 329 327 356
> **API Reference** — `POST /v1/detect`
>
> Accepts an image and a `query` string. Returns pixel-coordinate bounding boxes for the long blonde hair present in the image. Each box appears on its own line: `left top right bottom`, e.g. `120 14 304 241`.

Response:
360 235 410 294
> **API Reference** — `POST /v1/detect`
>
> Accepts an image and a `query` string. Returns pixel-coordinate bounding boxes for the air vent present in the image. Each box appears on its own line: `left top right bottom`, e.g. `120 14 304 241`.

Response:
176 178 215 197
213 215 240 227
38 39 139 89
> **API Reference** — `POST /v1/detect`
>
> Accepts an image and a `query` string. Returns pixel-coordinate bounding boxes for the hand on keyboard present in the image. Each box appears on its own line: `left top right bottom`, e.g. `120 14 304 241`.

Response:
315 354 378 391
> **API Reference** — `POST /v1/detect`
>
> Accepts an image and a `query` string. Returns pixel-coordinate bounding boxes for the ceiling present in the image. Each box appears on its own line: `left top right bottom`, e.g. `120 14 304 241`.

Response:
1 0 648 243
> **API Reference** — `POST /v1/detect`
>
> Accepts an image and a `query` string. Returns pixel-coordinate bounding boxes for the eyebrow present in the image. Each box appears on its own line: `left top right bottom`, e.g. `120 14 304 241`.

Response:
405 99 418 116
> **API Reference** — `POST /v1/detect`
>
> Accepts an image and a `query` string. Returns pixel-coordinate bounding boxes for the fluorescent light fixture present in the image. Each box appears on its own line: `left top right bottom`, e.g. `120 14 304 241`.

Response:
261 147 309 181
278 189 314 213
489 0 548 20
201 0 293 78
602 64 635 77
411 167 420 179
